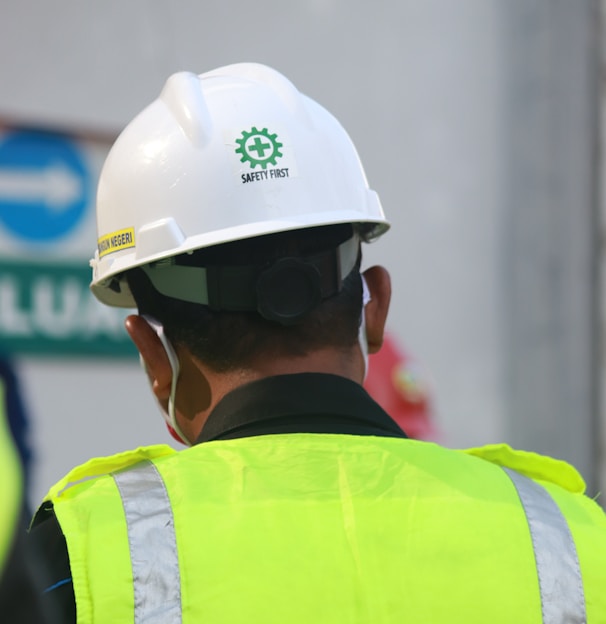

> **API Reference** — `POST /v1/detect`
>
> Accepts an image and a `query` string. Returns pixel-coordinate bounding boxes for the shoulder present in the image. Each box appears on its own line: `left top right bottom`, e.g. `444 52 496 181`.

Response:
41 444 177 505
462 443 606 527
461 443 586 493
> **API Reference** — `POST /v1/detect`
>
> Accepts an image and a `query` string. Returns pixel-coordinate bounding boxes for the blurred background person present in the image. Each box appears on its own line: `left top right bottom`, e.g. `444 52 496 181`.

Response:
0 370 55 623
364 332 439 441
0 354 35 509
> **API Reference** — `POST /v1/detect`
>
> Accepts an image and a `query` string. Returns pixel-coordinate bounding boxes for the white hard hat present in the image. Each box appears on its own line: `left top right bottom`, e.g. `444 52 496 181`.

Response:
90 62 390 308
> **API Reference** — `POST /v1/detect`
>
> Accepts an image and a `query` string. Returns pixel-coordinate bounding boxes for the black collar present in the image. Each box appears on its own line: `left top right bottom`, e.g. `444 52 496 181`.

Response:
196 372 407 443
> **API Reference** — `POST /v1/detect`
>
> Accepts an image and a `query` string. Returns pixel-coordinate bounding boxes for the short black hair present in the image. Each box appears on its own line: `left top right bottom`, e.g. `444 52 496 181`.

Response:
126 225 363 372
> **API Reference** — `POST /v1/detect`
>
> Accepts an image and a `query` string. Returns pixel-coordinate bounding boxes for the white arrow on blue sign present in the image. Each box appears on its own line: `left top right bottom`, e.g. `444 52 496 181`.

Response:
0 130 91 241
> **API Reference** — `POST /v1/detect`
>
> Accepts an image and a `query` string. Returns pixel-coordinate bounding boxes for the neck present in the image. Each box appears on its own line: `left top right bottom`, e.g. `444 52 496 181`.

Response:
175 345 365 443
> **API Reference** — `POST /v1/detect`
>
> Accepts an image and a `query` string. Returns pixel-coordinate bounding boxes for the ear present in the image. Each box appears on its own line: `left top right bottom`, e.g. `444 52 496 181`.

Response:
125 315 173 403
362 266 391 354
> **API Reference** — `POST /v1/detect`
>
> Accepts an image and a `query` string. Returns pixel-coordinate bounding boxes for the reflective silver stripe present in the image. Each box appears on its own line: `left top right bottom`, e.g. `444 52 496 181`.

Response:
504 468 586 624
113 460 182 624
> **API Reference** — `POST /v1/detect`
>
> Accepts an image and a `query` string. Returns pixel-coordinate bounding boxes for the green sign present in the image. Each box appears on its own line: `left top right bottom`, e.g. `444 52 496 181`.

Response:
0 260 137 357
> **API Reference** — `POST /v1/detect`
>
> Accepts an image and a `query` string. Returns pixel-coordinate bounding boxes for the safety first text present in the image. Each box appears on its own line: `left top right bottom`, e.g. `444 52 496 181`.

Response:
241 168 290 184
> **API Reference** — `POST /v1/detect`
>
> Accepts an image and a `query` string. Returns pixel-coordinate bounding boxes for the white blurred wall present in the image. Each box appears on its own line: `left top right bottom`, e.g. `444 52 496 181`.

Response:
0 0 600 508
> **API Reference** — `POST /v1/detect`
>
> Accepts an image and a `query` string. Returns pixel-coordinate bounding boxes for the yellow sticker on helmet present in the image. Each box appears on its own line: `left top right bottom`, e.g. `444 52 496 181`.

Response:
98 227 135 258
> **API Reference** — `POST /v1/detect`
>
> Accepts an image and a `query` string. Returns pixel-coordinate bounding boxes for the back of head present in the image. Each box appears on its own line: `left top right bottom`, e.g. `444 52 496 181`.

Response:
89 63 389 368
126 224 364 371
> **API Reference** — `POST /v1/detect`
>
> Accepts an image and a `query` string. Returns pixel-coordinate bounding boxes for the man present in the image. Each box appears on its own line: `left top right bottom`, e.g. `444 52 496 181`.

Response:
0 354 35 509
30 63 605 622
0 379 54 623
364 334 437 440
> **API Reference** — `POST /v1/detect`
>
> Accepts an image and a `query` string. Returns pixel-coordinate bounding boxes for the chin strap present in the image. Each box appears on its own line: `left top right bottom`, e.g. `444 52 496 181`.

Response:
359 275 371 380
140 315 191 446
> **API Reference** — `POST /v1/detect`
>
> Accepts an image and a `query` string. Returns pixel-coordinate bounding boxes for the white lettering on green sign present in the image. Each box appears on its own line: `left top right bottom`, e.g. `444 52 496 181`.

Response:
0 261 135 357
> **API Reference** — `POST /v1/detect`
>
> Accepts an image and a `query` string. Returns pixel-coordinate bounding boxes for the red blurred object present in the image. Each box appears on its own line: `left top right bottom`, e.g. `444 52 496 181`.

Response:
364 334 437 440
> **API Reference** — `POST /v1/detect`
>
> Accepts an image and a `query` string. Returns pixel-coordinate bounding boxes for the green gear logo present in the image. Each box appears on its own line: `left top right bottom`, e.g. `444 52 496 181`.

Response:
235 127 283 169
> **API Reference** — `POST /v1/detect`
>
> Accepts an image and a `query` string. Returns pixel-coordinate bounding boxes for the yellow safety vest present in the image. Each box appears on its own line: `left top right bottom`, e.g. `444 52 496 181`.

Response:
45 435 606 623
0 381 22 574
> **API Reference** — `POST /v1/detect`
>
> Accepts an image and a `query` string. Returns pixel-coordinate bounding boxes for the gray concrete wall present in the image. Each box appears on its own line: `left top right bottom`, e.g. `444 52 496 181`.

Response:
500 0 600 492
599 0 606 502
0 0 600 507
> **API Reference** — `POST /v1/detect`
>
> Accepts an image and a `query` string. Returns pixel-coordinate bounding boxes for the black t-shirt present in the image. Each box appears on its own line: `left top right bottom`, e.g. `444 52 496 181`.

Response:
29 373 407 623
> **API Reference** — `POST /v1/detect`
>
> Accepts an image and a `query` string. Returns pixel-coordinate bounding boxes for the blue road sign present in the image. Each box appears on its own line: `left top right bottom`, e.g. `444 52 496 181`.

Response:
0 130 91 242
